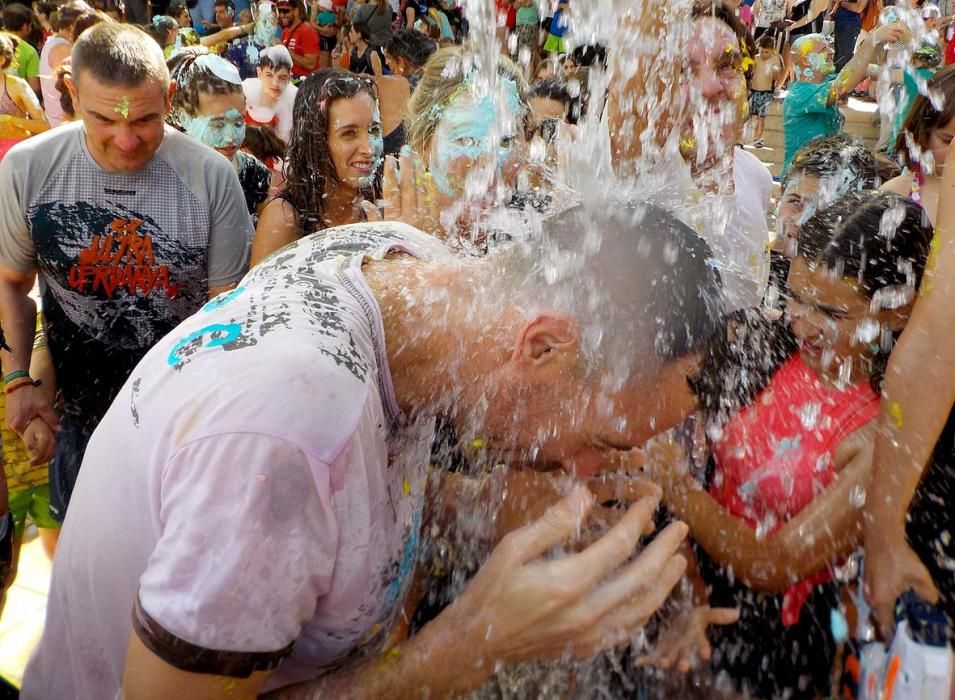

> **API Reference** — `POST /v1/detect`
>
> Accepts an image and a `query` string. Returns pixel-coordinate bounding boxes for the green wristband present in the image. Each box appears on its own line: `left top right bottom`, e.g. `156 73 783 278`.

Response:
2 370 30 385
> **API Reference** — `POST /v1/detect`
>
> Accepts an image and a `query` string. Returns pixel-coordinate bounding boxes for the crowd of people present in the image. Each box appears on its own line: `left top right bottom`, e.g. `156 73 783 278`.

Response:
0 0 953 698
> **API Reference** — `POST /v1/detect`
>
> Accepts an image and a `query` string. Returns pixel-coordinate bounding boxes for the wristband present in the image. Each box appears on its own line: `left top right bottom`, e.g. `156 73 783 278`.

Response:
2 369 30 385
4 378 39 395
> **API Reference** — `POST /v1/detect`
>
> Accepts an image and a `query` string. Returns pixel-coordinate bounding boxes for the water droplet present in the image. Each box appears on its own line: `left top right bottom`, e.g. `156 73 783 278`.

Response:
799 402 821 430
850 484 866 507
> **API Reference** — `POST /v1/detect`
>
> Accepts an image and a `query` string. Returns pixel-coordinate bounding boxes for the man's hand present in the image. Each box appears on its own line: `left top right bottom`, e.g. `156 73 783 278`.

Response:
448 486 689 665
5 384 58 437
22 414 56 465
865 533 939 638
634 605 740 672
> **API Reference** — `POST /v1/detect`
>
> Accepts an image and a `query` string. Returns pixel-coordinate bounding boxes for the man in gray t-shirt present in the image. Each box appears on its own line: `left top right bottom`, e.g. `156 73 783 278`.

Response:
0 23 251 522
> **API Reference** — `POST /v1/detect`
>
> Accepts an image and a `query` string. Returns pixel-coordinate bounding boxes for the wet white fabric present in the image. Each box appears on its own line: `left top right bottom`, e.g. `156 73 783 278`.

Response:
21 222 451 699
243 77 297 143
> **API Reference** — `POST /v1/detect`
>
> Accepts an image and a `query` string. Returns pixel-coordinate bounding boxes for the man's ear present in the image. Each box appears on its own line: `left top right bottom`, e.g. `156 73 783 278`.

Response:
165 80 177 114
512 312 580 367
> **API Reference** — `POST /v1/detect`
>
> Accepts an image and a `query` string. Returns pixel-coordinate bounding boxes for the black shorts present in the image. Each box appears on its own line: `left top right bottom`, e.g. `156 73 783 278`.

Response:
320 34 337 52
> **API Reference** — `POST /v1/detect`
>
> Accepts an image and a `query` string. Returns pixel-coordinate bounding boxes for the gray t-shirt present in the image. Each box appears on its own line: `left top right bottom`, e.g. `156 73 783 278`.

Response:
0 121 251 429
353 3 394 47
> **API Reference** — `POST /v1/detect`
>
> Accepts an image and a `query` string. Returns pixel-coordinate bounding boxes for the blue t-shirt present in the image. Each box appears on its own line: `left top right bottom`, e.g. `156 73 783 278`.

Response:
782 74 843 175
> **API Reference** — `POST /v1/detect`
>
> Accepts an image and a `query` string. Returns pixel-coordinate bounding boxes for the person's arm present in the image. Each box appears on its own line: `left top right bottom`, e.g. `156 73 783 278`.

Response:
839 0 867 13
828 23 906 104
0 266 58 440
864 138 955 630
370 48 382 77
251 198 303 267
789 0 828 29
200 23 253 46
289 44 319 72
650 426 873 593
3 79 49 134
267 489 688 700
47 41 71 74
607 0 689 174
206 159 253 298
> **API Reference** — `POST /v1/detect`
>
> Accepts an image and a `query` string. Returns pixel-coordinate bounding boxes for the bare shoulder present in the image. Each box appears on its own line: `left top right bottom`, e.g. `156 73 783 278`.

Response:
251 198 303 267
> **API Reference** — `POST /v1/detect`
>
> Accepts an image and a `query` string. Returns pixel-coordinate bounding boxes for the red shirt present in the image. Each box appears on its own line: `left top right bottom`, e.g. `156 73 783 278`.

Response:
282 21 320 78
710 353 879 624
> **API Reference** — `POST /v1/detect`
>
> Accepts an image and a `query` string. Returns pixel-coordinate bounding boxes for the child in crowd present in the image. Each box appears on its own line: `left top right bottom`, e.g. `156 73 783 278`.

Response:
0 320 59 618
782 24 905 175
541 0 569 55
749 34 782 148
168 48 271 226
243 124 287 196
243 44 297 143
312 0 338 68
649 190 934 699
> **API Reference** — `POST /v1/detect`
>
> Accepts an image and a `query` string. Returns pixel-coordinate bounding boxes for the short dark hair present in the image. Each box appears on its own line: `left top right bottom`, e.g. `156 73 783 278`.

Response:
351 21 371 42
214 0 235 13
783 132 880 191
167 46 241 119
56 1 93 31
385 30 436 69
757 34 775 50
2 4 33 32
71 10 112 43
72 23 169 90
529 78 571 104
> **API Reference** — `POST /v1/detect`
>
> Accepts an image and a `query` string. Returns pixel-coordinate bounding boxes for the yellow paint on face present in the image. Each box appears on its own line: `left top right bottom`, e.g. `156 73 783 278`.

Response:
113 95 132 119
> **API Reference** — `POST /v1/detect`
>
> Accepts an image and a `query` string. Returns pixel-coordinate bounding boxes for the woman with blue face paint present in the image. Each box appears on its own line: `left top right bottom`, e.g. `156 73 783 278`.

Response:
168 48 272 226
404 46 532 246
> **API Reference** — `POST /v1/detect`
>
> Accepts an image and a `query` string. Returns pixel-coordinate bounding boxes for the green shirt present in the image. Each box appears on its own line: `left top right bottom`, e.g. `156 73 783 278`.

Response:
782 74 842 176
13 38 39 81
516 4 539 25
889 67 935 155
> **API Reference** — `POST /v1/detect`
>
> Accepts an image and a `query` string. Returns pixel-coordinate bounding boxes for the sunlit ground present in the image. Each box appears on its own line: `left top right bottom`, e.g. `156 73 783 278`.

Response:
0 532 50 688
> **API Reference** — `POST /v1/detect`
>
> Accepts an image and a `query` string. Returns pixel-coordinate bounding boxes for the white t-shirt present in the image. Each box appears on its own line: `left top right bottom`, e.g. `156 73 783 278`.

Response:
630 147 772 313
22 222 451 699
243 77 298 144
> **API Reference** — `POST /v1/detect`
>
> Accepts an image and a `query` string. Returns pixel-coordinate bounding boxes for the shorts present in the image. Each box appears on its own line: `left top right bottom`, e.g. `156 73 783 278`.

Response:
542 33 564 54
8 484 59 536
514 23 538 52
749 88 774 118
49 420 94 523
320 34 337 52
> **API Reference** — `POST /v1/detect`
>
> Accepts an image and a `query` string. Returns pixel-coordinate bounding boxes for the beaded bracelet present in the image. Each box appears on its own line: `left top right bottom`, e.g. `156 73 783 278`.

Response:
2 370 30 385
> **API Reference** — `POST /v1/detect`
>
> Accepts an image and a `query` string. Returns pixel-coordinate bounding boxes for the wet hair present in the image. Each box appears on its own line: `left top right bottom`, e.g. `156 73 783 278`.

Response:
783 132 880 192
692 0 756 81
75 24 171 96
895 64 955 167
756 34 775 50
144 15 178 47
167 46 242 121
258 45 293 71
2 4 33 32
282 68 379 232
168 0 190 18
0 34 15 72
797 190 934 390
405 45 528 155
243 124 286 161
72 10 113 43
504 202 725 379
385 30 436 70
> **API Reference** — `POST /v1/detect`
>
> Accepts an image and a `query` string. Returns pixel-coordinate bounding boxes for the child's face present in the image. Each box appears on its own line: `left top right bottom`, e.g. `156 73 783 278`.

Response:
777 172 822 250
758 45 774 60
258 64 291 100
183 91 247 160
787 257 907 385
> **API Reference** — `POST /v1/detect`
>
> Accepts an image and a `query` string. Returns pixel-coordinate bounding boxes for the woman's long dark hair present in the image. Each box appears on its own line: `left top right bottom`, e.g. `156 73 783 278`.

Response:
282 69 379 233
